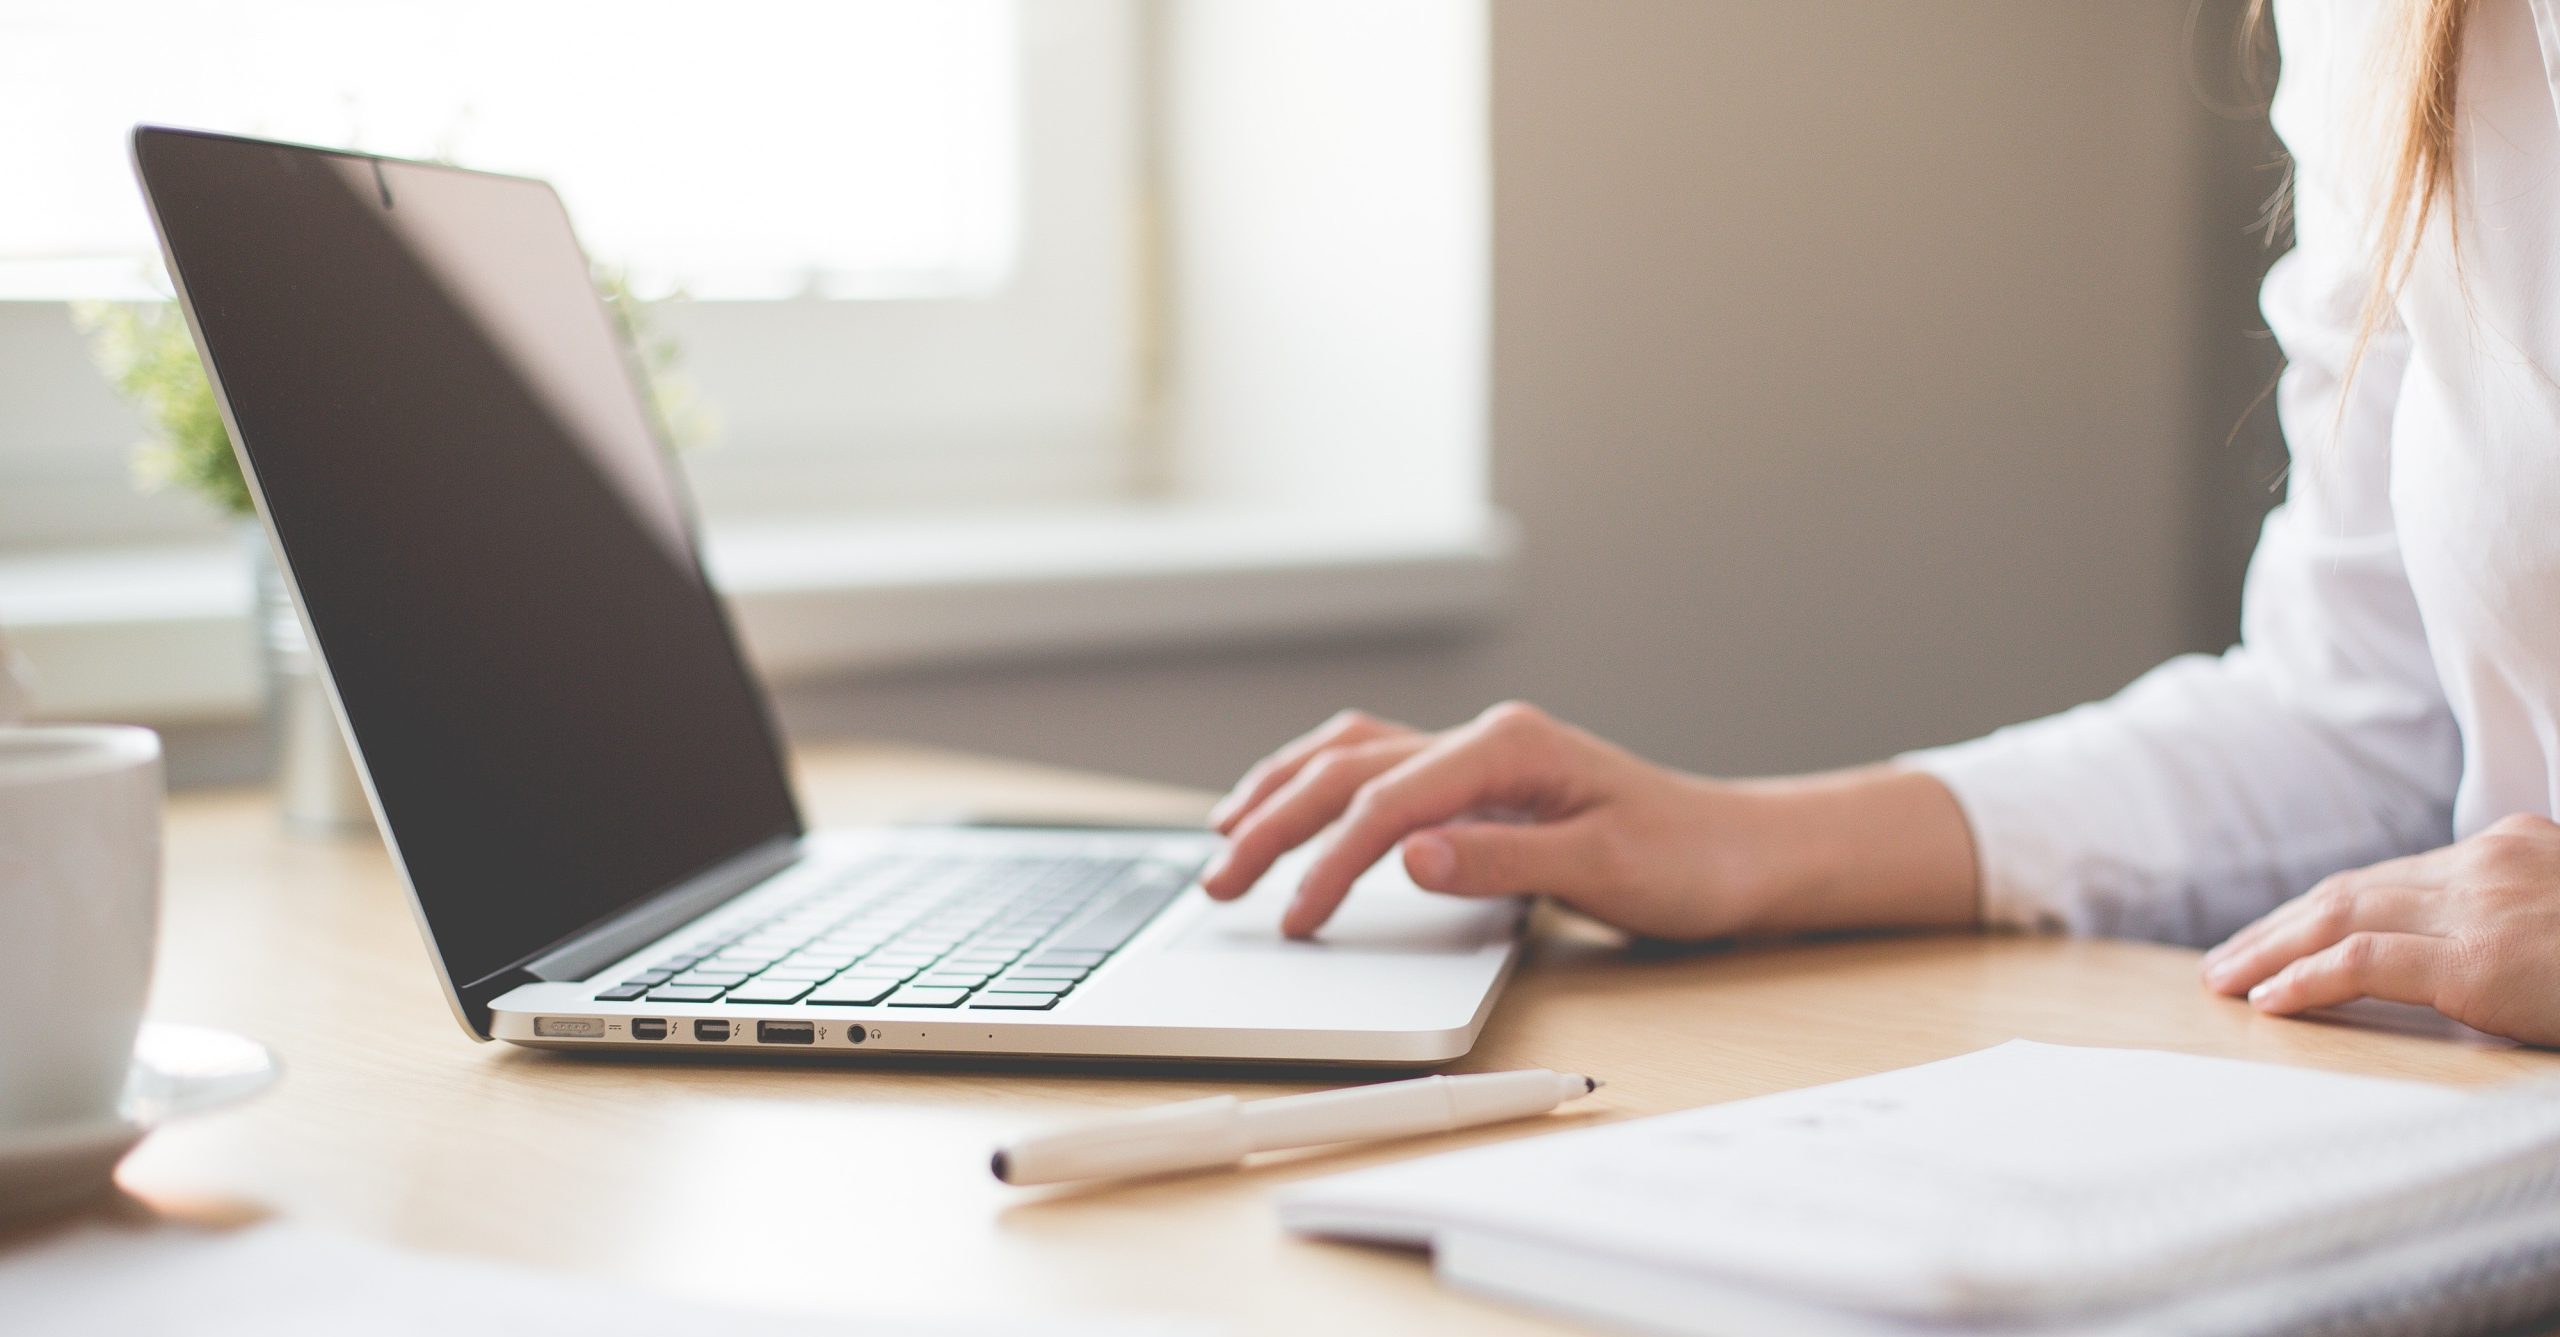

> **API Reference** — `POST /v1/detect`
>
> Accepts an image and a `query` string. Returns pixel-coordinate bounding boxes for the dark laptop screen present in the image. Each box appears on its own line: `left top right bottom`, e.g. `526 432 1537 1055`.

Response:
135 128 801 991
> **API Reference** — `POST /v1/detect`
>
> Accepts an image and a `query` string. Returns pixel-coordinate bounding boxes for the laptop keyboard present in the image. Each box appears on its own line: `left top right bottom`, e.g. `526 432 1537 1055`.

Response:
592 850 1203 1012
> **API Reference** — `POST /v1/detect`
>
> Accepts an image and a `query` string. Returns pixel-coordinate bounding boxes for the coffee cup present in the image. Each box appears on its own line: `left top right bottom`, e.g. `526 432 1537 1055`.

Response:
0 725 162 1129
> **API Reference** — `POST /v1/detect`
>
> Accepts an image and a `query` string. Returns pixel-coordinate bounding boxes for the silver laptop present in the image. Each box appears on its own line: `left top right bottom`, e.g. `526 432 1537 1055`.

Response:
132 126 1523 1065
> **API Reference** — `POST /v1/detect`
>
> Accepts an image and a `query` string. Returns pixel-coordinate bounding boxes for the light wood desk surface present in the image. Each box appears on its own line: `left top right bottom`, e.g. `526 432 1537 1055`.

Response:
62 744 2560 1334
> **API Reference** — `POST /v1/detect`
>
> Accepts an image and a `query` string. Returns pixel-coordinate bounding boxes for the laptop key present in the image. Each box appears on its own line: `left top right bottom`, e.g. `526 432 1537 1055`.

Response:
805 976 902 1006
914 971 991 990
884 986 972 1008
672 970 750 987
1042 877 1188 955
647 984 727 1002
596 983 651 1001
968 992 1061 1010
725 977 817 1004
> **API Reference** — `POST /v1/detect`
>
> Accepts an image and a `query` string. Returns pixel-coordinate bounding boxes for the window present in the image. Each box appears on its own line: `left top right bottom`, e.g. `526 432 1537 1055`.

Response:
1 0 1018 301
0 1 1504 728
0 0 1141 547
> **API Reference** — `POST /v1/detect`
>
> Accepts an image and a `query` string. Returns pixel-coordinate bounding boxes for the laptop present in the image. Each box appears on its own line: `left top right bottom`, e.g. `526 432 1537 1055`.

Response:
131 126 1524 1065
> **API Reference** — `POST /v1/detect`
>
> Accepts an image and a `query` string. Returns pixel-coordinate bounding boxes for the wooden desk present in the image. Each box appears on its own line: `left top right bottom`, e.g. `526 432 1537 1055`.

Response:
76 745 2560 1333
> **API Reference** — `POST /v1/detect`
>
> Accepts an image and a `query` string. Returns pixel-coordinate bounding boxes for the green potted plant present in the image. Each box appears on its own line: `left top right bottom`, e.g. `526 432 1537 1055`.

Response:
74 270 706 836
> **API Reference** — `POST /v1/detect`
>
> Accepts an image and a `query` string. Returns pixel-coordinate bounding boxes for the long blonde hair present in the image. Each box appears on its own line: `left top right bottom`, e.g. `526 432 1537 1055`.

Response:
2248 0 2473 390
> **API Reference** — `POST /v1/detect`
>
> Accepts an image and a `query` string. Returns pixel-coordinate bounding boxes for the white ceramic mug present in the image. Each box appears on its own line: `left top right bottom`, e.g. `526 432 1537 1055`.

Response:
0 726 162 1128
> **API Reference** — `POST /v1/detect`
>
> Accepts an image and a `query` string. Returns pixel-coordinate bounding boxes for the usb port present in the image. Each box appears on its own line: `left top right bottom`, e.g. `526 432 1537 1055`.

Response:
757 1020 816 1045
631 1018 668 1041
692 1019 731 1042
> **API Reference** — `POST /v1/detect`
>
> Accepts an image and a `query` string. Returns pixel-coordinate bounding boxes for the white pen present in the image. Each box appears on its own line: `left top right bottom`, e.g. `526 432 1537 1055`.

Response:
991 1068 1601 1186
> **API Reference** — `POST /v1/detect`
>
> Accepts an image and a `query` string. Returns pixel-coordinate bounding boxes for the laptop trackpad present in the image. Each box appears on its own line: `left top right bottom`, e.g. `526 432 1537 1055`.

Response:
1170 852 1521 957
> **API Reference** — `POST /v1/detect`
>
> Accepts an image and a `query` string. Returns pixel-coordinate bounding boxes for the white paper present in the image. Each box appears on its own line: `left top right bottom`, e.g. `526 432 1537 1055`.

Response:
0 1222 1196 1337
1282 1041 2481 1318
1432 1191 2560 1337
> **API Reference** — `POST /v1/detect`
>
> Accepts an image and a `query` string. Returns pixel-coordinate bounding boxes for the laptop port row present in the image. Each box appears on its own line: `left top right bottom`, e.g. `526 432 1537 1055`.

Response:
602 1016 866 1047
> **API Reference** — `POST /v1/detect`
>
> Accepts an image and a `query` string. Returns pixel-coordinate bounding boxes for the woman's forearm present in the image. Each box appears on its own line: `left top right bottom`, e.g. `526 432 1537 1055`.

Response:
1728 765 1982 935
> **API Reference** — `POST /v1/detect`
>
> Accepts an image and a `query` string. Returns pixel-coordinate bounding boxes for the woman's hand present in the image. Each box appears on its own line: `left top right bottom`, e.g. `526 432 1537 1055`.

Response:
2201 814 2560 1045
1199 701 1981 941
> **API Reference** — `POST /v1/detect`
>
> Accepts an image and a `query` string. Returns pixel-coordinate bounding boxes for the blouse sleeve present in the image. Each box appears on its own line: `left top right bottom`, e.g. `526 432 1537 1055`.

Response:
1896 0 2460 946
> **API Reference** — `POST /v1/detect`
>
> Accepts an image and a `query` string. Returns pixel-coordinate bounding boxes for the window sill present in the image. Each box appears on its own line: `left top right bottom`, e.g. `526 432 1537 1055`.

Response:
0 504 1514 724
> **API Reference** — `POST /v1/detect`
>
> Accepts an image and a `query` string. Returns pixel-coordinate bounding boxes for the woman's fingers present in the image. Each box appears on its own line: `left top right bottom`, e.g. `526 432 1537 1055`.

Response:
2221 820 2560 1045
1403 818 1601 899
1209 710 1409 834
2245 931 2454 1016
2203 849 2457 974
2201 881 2441 997
1284 708 1569 937
1200 734 1426 900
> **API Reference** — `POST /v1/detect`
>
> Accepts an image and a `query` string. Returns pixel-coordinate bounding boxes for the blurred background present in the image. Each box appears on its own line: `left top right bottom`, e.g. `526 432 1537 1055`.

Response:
0 0 2287 797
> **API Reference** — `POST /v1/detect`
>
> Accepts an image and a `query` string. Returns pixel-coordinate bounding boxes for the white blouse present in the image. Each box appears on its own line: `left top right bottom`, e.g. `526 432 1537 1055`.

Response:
1906 0 2560 946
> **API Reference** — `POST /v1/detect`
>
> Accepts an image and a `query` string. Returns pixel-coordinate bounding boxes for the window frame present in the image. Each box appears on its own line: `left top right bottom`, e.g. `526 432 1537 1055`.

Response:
0 0 1146 550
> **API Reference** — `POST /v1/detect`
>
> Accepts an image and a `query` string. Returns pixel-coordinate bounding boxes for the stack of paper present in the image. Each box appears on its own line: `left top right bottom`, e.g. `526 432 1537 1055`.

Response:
1280 1042 2560 1336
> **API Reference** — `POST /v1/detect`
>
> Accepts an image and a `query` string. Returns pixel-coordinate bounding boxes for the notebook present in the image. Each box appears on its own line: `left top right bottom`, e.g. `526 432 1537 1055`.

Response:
1279 1041 2560 1336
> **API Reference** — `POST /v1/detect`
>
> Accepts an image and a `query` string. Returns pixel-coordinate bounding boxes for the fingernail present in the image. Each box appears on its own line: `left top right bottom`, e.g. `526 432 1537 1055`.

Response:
1283 877 1322 936
2248 980 2275 1006
1406 833 1456 890
1200 847 1233 891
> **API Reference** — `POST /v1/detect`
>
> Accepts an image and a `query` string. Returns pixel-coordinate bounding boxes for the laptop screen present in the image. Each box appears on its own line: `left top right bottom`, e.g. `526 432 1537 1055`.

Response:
135 128 802 992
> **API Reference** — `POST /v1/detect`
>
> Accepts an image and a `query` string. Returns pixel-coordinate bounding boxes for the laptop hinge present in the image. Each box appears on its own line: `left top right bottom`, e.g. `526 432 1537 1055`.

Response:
516 835 804 985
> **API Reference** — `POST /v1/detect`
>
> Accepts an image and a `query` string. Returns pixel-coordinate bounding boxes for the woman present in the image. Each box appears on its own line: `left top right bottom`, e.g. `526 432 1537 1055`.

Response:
1199 0 2560 1046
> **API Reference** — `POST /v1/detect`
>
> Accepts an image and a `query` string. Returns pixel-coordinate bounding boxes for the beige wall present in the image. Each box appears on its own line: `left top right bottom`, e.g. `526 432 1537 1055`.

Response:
762 1 2286 791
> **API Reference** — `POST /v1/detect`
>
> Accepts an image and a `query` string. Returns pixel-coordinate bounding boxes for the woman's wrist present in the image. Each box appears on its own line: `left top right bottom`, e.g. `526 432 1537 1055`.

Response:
1722 765 1982 935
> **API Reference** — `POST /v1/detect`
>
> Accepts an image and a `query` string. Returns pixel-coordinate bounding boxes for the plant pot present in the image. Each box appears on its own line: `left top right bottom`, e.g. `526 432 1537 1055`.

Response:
241 524 372 839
